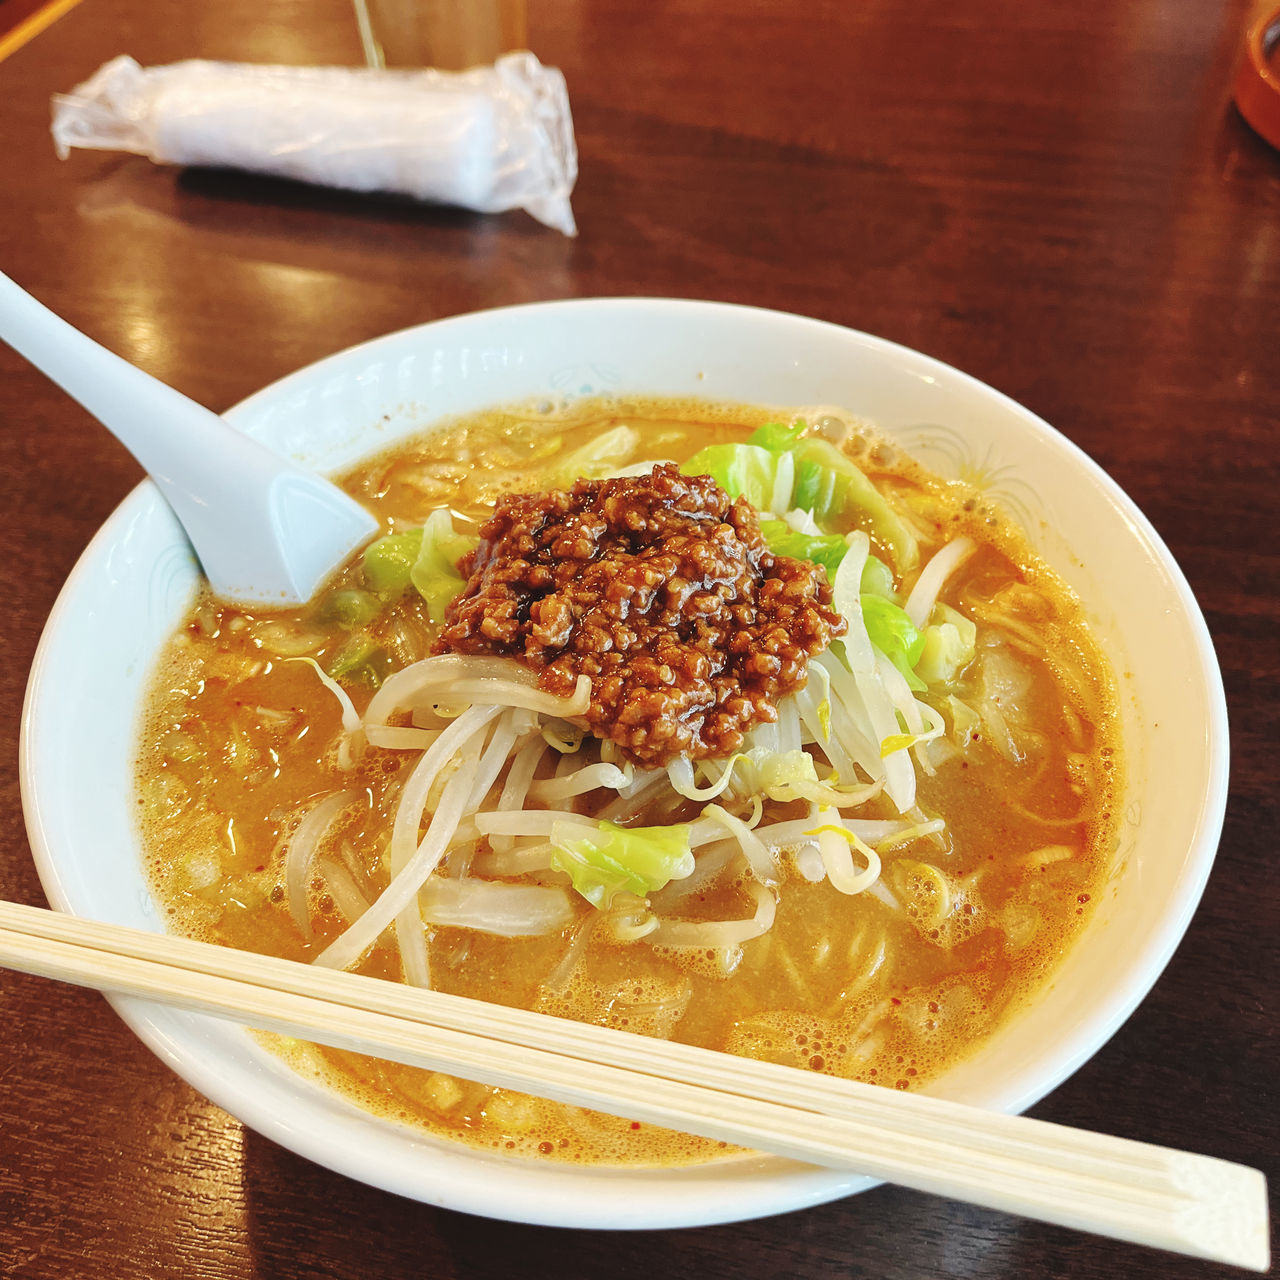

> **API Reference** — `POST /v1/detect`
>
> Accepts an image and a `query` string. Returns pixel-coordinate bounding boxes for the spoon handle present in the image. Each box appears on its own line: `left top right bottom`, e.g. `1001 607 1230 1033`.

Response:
0 272 376 605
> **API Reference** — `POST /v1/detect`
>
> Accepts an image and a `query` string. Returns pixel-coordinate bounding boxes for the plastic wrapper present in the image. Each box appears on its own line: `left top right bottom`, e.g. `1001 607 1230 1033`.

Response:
51 52 577 235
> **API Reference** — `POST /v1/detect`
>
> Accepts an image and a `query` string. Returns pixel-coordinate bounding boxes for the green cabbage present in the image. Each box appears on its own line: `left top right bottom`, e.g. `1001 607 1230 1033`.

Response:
362 528 423 594
789 437 919 571
550 820 694 909
758 522 900 601
945 695 981 746
681 429 919 572
861 594 926 691
325 633 390 687
747 420 808 453
860 553 897 601
321 587 382 628
410 509 476 623
362 511 478 622
680 442 777 511
544 424 640 487
759 521 921 686
916 603 977 687
738 746 820 793
758 520 848 580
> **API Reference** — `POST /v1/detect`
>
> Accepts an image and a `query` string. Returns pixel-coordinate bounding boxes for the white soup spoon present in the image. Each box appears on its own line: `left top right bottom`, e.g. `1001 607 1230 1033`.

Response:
0 271 378 607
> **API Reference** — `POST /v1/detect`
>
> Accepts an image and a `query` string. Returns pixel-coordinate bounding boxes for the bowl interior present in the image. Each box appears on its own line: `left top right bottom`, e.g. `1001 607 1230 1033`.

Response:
19 299 1228 1228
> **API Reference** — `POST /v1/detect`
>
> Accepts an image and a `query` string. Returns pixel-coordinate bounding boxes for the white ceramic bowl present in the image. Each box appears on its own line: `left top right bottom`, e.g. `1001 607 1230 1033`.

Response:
20 299 1229 1228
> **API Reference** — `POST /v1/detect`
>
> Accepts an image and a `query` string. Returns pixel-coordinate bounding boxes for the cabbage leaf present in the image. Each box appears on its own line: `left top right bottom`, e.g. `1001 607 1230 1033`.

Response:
362 510 478 622
747 420 808 453
735 746 821 795
410 509 476 623
758 520 848 579
789 437 919 571
682 429 918 572
860 553 897 601
759 521 900 600
550 820 695 909
861 594 926 691
362 528 423 594
326 633 390 686
322 587 383 628
544 425 640 488
680 442 778 511
916 603 977 687
945 694 982 746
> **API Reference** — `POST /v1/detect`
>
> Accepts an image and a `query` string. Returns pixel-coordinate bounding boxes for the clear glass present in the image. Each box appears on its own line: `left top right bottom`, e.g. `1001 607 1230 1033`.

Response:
353 0 527 70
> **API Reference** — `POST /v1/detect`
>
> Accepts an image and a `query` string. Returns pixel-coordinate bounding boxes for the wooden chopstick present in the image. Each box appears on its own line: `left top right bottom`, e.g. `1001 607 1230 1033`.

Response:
0 900 1267 1271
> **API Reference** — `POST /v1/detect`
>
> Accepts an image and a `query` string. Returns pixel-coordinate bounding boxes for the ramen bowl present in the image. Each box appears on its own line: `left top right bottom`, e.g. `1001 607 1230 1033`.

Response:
19 299 1228 1228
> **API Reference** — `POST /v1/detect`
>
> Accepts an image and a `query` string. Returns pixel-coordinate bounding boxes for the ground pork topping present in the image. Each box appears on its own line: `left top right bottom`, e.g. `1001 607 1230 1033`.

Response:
435 463 846 766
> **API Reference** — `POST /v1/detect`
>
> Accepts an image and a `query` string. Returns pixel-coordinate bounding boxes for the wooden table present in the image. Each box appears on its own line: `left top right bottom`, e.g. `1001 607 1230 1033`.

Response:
1 1 1276 1275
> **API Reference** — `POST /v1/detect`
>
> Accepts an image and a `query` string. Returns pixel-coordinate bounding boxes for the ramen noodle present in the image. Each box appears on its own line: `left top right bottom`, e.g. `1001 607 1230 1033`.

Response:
136 399 1121 1165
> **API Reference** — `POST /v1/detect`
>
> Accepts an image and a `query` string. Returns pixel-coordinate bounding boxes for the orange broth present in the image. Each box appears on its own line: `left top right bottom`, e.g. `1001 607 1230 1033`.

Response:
135 399 1121 1166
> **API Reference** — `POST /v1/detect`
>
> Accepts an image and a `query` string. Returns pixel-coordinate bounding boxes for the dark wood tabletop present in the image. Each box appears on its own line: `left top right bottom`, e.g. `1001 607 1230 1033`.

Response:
1 0 1276 1276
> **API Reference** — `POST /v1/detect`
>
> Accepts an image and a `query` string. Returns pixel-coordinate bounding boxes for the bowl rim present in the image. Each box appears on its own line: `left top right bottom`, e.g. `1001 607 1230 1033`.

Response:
19 296 1230 1228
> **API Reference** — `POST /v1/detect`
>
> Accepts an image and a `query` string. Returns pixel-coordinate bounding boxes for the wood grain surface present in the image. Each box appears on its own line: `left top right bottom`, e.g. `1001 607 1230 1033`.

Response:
0 1 1276 1277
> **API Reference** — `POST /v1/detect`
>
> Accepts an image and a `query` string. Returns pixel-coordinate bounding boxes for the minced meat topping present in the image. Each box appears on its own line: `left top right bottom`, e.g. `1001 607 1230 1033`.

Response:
435 464 846 767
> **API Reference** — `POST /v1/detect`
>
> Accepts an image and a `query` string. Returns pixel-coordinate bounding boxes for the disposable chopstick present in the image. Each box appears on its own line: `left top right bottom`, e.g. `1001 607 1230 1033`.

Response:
0 900 1267 1271
0 904 1207 1200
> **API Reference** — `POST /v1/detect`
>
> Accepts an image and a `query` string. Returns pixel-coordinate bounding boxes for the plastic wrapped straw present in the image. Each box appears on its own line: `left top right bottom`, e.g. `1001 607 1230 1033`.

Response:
51 52 578 235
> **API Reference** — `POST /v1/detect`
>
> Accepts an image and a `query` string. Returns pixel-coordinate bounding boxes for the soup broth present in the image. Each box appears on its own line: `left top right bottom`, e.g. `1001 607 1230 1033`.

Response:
136 399 1120 1166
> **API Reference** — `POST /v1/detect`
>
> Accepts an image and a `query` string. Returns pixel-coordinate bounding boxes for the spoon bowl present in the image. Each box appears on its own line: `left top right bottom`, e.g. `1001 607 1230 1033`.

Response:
0 272 378 606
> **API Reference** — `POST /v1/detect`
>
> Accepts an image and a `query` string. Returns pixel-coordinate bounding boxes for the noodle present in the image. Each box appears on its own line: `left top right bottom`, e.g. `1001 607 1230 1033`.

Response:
136 398 1122 1167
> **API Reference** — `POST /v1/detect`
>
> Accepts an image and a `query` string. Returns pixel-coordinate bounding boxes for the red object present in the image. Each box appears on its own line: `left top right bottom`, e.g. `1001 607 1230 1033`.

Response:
1234 6 1280 149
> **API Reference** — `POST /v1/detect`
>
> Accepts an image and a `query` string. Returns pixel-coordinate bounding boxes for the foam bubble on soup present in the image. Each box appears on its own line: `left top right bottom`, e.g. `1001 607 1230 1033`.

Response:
136 398 1121 1166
